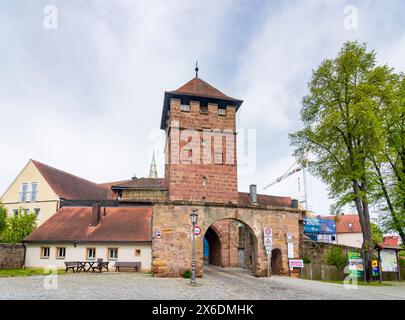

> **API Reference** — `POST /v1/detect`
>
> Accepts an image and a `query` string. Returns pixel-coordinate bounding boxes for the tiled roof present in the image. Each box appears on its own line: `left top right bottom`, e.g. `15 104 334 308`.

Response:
98 180 132 189
383 236 399 246
238 192 291 207
111 178 167 190
24 206 152 243
167 77 241 101
32 160 109 200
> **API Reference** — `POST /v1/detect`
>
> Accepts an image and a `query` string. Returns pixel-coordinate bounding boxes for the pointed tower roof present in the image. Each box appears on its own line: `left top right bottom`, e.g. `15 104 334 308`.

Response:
160 71 243 130
167 77 241 102
148 150 158 179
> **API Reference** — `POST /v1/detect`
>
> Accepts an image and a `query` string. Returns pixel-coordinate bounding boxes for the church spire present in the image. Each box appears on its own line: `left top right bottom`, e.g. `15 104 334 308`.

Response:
149 150 158 179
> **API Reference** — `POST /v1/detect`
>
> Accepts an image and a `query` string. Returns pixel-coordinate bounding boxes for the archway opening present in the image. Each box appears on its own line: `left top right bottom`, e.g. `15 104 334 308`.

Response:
204 226 222 266
203 218 257 274
271 248 283 275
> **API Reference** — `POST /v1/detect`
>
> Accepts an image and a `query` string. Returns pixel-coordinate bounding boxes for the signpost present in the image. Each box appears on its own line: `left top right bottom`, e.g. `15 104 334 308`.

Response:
372 260 379 278
348 251 365 281
263 227 272 277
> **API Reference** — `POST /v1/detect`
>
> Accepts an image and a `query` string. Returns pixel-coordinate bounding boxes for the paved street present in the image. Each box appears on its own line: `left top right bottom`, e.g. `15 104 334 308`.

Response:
0 266 404 300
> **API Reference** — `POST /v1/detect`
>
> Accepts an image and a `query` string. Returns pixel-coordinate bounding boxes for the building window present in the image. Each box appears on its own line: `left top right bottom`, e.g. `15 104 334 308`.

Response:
13 209 19 217
218 108 226 116
23 208 29 215
41 247 50 259
200 105 208 114
31 183 38 202
87 248 96 260
180 104 190 112
34 208 40 217
20 183 28 202
135 249 141 257
108 248 118 260
57 247 66 259
214 152 223 164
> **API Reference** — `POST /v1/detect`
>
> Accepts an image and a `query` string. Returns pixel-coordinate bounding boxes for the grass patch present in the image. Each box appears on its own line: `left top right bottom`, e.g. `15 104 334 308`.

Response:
0 268 64 278
320 280 391 286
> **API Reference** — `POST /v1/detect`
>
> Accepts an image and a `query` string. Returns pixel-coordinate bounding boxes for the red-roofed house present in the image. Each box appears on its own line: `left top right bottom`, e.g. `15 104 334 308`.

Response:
1 159 110 225
24 205 152 270
323 214 363 248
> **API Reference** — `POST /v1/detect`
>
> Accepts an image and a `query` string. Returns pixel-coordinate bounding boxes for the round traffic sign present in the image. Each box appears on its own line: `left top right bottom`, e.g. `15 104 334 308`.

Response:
194 225 202 236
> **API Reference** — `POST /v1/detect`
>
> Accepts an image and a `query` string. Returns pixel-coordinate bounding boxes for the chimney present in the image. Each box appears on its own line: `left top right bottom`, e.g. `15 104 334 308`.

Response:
249 184 257 203
91 202 101 227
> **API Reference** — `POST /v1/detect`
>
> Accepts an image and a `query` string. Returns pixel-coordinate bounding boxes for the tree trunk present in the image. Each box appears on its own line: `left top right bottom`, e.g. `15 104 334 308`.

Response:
352 179 373 281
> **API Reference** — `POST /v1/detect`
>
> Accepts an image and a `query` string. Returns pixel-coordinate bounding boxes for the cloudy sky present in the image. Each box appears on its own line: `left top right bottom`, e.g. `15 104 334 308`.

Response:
1 0 405 215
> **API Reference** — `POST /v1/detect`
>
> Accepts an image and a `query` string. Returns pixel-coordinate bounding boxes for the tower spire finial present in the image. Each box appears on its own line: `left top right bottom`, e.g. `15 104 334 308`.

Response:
195 61 199 78
149 149 158 179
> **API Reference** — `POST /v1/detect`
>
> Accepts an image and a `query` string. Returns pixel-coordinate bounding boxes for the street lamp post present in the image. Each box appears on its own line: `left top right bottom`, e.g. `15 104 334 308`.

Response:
190 209 198 285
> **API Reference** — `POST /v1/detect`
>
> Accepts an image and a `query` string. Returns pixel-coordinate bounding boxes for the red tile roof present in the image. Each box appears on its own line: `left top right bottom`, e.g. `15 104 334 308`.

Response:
111 178 167 190
168 77 240 102
98 180 132 189
32 160 109 200
383 236 399 246
238 192 291 207
24 206 152 243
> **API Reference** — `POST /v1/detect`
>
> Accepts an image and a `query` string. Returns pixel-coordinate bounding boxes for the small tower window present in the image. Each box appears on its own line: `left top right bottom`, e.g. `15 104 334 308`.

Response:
200 105 208 114
218 108 226 116
202 176 207 188
180 104 190 112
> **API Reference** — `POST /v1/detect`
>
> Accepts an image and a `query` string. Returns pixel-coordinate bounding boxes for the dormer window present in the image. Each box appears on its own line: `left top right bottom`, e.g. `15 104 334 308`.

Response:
218 108 226 116
348 223 353 229
180 104 190 112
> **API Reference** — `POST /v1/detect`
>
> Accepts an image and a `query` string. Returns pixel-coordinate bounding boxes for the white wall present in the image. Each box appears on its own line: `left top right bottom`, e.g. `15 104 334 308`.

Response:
24 243 152 271
337 233 363 248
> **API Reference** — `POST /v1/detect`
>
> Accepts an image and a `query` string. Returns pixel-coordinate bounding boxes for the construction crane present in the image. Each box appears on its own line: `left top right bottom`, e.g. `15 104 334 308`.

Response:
263 154 310 210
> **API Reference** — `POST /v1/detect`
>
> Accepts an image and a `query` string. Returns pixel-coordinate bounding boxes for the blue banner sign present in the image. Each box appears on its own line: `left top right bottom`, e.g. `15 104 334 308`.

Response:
303 218 336 235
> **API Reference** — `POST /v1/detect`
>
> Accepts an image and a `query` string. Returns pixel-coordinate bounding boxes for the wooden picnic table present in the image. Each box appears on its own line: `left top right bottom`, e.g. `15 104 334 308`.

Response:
77 261 99 272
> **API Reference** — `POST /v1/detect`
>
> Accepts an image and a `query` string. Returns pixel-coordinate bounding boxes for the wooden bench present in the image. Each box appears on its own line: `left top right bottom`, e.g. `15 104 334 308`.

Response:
114 262 141 272
64 261 80 273
91 261 109 273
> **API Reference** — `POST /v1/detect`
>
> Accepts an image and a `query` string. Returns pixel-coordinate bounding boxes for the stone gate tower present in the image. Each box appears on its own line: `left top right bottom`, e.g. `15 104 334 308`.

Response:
160 74 243 204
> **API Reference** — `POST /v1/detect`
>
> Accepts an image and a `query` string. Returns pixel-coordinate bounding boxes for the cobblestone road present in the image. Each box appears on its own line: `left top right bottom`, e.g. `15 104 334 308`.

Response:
0 266 404 300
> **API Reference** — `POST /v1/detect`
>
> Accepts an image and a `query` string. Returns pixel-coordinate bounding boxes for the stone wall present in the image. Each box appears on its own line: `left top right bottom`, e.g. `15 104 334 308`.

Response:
0 243 25 269
152 202 302 277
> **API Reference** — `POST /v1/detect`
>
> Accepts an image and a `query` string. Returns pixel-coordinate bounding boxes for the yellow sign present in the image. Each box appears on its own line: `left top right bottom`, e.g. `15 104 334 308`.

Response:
372 260 378 267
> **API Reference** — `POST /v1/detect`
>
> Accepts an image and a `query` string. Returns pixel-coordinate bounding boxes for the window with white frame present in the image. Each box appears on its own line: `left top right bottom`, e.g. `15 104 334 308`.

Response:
87 248 96 260
34 208 40 216
108 248 118 260
12 209 19 217
31 182 38 202
41 247 50 259
20 183 28 202
57 247 66 259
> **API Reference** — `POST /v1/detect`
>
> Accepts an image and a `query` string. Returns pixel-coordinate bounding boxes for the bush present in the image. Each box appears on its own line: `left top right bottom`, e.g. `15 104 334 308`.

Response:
182 270 191 278
325 247 348 269
2 209 37 243
302 256 311 264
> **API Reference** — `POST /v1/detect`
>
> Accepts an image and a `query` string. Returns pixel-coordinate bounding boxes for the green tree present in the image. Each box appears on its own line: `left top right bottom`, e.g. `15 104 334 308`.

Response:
371 222 383 244
325 247 348 269
290 41 397 279
0 201 7 237
2 208 37 243
371 74 405 243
